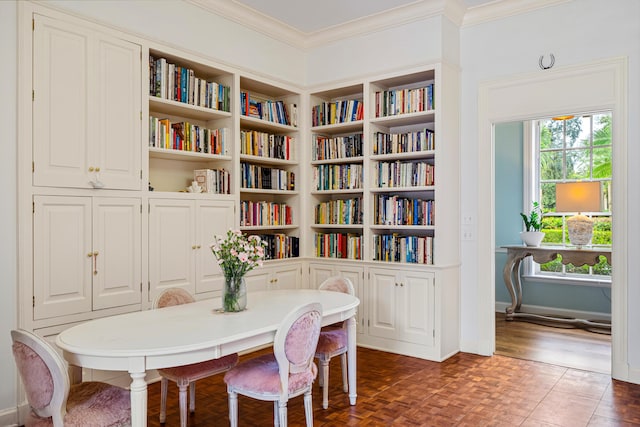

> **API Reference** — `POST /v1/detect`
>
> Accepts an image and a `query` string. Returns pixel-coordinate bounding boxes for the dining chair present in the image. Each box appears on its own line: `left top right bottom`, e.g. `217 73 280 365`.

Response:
11 329 131 427
153 288 239 427
315 276 355 409
224 302 323 427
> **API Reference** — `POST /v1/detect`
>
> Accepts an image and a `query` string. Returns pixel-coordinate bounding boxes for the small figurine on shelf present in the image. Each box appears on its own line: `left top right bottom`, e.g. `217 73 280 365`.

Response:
187 181 202 193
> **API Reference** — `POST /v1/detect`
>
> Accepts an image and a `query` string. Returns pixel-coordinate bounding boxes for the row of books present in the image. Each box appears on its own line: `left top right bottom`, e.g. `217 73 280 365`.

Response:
149 56 230 111
374 84 434 118
314 197 363 225
253 234 299 260
311 99 364 127
239 201 293 227
375 161 435 188
240 92 297 127
373 234 434 264
193 169 231 194
374 195 434 226
149 116 229 155
372 129 435 155
240 163 295 191
314 232 362 260
313 164 363 191
312 133 363 161
240 130 294 160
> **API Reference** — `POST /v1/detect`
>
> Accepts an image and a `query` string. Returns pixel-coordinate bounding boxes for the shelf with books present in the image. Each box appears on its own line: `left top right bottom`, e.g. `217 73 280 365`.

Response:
310 83 364 128
148 49 234 194
240 76 299 128
366 68 442 266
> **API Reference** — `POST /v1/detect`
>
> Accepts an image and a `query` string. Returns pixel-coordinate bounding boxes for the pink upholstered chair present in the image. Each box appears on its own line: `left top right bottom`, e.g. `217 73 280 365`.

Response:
315 276 355 409
224 302 322 427
153 288 239 427
11 329 131 427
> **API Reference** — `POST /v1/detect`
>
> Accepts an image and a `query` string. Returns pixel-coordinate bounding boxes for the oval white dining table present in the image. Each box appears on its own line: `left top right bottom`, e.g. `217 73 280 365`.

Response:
56 289 360 427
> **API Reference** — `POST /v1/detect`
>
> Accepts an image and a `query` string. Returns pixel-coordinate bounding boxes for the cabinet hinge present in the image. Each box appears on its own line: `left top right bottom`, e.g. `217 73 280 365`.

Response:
140 170 142 179
33 201 35 214
433 329 435 338
140 204 142 214
148 281 151 292
32 161 35 173
140 111 142 121
32 296 35 307
32 90 35 101
32 18 34 31
367 319 370 327
140 282 143 292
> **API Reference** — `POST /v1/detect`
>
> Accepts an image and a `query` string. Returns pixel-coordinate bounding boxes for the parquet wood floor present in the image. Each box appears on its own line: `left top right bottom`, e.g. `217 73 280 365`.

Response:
146 339 640 426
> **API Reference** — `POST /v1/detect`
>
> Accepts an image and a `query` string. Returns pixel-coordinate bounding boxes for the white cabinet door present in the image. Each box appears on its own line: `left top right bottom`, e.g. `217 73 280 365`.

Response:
92 35 141 190
194 201 234 294
271 263 301 290
33 196 92 320
400 271 435 346
245 269 271 293
33 195 142 319
148 199 195 300
368 268 399 341
337 266 365 336
92 197 142 309
309 263 334 289
368 267 435 346
32 14 141 190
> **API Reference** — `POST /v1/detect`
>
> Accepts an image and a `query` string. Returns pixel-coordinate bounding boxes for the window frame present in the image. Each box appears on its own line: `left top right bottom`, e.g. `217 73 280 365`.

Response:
523 113 612 284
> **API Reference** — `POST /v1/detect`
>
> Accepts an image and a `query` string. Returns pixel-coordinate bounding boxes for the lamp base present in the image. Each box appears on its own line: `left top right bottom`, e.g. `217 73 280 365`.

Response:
567 214 594 248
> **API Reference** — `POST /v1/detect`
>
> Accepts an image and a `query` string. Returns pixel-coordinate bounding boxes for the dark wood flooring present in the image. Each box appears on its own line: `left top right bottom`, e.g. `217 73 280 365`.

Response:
146 326 640 427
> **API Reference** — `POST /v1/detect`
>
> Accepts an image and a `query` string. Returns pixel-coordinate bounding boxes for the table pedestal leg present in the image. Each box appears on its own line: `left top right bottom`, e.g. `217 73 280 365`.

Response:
347 316 357 405
503 253 524 320
129 371 147 427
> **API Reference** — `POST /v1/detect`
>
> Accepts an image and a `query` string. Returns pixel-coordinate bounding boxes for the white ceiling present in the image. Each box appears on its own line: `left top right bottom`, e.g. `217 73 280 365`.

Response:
233 0 495 33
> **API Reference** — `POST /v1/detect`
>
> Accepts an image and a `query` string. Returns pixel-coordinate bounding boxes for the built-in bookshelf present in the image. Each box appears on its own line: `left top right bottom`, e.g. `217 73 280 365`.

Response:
239 76 301 260
148 49 234 193
368 69 438 265
309 84 365 260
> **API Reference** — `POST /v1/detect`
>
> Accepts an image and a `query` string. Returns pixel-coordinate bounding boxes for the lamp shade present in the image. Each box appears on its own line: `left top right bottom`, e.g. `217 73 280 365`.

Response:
555 182 601 213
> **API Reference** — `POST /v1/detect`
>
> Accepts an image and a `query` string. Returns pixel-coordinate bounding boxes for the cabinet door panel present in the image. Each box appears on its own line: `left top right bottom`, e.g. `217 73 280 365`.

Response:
148 200 195 301
194 201 234 294
400 272 435 346
33 15 90 188
309 264 334 289
368 269 398 340
92 198 142 309
245 270 271 293
272 264 301 290
34 196 92 319
93 36 141 190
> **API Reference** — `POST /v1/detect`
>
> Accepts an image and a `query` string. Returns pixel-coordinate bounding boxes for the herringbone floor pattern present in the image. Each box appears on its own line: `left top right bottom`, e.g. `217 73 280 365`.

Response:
146 346 640 426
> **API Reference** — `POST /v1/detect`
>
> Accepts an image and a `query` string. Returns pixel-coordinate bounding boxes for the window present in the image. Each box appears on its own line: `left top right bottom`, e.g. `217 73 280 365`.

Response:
531 112 612 279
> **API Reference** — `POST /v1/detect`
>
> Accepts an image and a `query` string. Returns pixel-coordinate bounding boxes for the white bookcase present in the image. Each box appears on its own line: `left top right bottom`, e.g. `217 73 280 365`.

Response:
20 3 459 362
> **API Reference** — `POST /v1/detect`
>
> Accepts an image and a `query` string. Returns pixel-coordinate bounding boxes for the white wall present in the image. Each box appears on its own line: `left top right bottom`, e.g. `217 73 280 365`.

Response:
459 0 640 364
0 0 18 421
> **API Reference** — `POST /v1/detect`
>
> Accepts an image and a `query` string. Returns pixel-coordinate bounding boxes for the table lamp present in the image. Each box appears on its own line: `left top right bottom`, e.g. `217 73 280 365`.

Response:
555 181 601 248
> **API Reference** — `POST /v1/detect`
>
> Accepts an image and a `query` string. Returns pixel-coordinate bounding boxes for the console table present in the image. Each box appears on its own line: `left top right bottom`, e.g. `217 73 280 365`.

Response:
501 245 611 330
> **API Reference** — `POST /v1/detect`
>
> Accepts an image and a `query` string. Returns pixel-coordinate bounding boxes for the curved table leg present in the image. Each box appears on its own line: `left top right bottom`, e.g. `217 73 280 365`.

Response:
347 315 357 405
502 253 524 319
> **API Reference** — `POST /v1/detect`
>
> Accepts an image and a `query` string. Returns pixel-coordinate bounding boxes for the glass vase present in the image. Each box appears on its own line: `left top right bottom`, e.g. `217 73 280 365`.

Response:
223 275 247 312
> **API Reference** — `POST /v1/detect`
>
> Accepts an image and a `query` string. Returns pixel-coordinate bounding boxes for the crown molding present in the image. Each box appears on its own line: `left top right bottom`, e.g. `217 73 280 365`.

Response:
186 0 571 49
462 0 571 27
186 0 467 49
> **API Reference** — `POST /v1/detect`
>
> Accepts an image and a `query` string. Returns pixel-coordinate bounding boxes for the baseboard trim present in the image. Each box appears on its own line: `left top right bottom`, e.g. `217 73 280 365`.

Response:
495 301 611 322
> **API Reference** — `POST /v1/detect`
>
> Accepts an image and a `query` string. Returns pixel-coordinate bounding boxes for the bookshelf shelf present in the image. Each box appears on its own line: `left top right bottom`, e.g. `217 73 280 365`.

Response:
310 121 364 133
370 151 434 161
311 224 364 230
240 224 299 231
149 96 232 121
239 154 296 167
240 188 298 195
370 110 435 127
311 156 364 166
370 186 435 193
240 115 297 133
149 147 232 162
